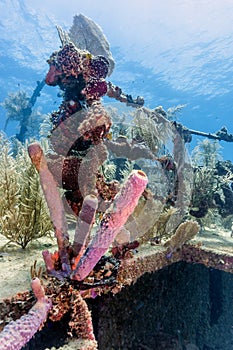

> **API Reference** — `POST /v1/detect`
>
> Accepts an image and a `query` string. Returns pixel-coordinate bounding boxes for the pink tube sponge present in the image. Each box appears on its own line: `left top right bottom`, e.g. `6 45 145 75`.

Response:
28 143 70 273
71 170 148 281
0 278 52 350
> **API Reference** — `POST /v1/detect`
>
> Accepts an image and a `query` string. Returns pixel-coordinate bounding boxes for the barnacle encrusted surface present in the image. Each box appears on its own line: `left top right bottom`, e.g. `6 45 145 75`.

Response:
46 42 109 105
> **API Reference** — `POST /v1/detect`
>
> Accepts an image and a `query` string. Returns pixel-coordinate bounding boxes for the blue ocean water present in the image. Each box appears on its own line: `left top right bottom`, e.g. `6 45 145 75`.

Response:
0 1 232 161
110 46 233 162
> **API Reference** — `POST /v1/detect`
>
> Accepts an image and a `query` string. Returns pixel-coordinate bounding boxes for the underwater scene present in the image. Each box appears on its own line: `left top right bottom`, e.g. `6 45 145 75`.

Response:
1 1 233 349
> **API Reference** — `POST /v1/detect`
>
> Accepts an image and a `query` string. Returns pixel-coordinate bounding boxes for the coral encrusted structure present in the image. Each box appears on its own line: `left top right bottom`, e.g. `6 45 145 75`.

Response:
28 142 148 280
44 22 144 221
0 15 201 350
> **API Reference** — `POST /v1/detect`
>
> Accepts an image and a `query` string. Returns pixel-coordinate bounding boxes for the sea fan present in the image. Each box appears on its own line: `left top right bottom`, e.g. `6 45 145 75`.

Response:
1 91 29 126
132 107 172 154
0 133 53 249
192 138 222 168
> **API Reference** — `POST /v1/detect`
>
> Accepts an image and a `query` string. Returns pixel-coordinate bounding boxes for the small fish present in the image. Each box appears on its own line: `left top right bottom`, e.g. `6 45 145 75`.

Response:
84 53 92 60
166 250 173 259
105 132 112 140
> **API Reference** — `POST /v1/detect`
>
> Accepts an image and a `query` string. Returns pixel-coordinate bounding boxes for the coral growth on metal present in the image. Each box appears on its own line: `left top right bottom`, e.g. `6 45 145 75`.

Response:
46 42 109 119
28 141 147 281
0 23 150 349
0 18 198 350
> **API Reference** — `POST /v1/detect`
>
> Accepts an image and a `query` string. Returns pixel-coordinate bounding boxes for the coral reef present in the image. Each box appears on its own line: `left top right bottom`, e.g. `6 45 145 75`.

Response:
104 136 155 161
189 166 217 218
132 107 172 153
28 140 148 281
45 29 115 217
44 22 146 221
0 15 204 350
192 138 222 168
5 142 145 349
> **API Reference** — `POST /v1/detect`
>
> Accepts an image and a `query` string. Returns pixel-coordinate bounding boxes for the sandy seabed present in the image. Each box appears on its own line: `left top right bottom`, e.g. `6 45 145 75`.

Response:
0 234 57 300
0 226 233 300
